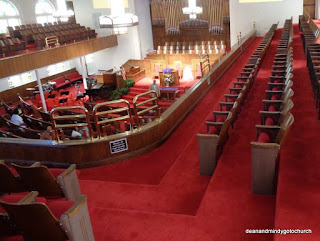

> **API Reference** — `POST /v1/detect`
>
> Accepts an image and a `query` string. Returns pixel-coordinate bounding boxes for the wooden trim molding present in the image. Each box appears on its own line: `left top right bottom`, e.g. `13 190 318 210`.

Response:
0 36 118 79
0 32 256 168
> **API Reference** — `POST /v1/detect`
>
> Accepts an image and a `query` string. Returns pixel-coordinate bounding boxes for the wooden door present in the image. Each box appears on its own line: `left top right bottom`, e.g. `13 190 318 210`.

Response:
304 0 315 19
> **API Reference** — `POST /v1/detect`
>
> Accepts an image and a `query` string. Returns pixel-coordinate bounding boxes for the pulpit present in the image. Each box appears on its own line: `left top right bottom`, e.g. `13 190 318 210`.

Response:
97 72 116 85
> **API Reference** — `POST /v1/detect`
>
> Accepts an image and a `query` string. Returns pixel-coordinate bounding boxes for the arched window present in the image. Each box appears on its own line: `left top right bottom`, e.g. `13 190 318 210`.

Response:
35 0 55 24
0 0 21 33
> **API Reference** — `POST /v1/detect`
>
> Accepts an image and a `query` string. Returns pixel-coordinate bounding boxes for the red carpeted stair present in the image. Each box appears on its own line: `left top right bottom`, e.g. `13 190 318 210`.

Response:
273 25 320 240
79 35 278 241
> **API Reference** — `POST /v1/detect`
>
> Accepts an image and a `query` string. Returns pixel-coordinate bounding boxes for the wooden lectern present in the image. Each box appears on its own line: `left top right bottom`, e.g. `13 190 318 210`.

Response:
97 72 116 85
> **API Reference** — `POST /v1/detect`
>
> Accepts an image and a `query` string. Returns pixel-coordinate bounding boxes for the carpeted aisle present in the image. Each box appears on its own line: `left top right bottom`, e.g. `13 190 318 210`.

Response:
80 38 263 185
78 35 281 241
274 25 320 240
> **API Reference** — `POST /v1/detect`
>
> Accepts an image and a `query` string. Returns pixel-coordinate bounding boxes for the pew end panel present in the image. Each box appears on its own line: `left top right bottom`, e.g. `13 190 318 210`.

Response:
197 134 219 176
56 164 82 201
60 195 95 241
250 142 280 195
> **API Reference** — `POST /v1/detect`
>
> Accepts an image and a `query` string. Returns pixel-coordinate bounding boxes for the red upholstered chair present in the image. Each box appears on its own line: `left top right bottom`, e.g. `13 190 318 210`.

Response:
0 193 95 241
44 92 50 99
153 64 161 79
45 98 56 111
12 162 82 201
35 94 42 108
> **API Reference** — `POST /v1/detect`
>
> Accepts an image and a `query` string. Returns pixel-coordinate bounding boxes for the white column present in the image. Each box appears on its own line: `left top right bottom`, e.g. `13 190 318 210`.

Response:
35 69 47 113
79 57 88 89
316 0 320 19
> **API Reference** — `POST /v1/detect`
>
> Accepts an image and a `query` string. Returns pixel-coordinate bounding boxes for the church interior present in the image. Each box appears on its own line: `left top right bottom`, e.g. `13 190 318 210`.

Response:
0 0 319 240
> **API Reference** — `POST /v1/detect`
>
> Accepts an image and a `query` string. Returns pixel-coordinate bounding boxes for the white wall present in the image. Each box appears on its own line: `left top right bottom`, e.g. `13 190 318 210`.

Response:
134 0 154 58
229 0 303 46
71 0 154 69
89 27 141 72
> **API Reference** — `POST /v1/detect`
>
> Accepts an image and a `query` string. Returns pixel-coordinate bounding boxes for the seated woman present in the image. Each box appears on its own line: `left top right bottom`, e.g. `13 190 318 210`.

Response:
10 108 25 126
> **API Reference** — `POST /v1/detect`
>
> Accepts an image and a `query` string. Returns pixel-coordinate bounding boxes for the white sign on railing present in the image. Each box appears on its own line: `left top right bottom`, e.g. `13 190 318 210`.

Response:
110 138 128 154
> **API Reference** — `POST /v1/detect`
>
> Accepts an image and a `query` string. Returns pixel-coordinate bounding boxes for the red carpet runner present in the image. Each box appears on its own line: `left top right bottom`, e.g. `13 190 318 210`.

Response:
79 33 281 240
274 25 320 240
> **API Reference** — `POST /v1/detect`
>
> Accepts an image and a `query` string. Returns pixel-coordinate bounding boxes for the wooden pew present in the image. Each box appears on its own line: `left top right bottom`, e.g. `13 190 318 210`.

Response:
251 113 294 195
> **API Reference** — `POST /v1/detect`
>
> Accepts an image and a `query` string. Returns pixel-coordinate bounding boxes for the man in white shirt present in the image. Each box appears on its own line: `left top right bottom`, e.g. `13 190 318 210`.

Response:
11 108 25 126
149 79 160 105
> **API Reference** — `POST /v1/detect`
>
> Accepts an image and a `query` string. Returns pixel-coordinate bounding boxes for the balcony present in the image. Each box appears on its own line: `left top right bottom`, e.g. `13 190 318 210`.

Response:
0 35 118 79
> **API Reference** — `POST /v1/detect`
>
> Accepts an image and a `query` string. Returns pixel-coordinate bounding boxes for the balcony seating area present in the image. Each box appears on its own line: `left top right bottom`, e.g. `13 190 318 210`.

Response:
0 22 97 58
0 34 26 55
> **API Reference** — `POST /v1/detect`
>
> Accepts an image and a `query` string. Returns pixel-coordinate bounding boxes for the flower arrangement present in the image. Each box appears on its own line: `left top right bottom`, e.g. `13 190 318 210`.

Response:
163 74 174 87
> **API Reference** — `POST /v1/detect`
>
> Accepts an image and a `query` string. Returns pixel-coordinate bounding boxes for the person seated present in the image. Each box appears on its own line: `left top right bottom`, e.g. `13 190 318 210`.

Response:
40 126 54 140
11 108 25 126
71 127 82 139
16 104 24 116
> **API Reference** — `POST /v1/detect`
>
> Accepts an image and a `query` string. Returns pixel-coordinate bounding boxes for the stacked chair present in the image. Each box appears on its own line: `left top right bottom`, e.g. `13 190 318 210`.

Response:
197 23 278 176
0 161 95 241
251 19 294 195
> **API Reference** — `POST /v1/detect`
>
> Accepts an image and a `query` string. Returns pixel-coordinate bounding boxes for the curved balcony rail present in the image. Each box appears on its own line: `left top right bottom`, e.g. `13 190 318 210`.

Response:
92 99 133 139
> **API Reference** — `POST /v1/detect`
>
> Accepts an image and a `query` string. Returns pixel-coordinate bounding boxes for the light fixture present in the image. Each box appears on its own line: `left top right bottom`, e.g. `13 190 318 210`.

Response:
98 0 139 35
182 0 202 19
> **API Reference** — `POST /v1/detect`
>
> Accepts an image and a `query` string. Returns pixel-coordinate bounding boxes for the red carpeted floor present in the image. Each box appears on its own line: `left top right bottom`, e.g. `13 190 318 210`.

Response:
77 32 282 241
273 25 320 240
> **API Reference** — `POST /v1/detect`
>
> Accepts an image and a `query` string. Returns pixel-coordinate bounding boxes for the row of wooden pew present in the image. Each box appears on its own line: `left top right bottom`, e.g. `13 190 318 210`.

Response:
299 15 319 49
0 161 95 240
196 23 278 176
0 99 51 139
299 15 320 119
251 19 294 195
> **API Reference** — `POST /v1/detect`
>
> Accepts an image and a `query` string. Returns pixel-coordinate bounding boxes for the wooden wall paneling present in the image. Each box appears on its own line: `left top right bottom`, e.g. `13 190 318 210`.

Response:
0 36 118 79
0 32 256 168
304 0 315 18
